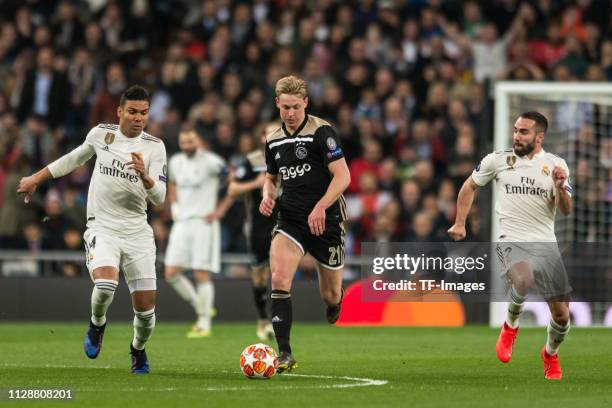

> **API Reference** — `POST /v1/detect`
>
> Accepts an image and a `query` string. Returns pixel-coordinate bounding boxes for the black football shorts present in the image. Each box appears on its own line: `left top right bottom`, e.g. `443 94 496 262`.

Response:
273 213 345 270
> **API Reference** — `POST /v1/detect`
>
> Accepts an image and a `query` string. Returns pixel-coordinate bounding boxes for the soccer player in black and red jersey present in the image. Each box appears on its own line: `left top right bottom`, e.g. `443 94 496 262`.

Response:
259 76 350 372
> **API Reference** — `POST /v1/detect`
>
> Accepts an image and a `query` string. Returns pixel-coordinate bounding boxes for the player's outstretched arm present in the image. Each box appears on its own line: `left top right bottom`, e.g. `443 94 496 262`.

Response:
17 167 52 204
448 176 479 241
168 181 181 220
259 173 279 217
205 195 235 223
228 173 266 198
308 158 351 236
17 141 95 204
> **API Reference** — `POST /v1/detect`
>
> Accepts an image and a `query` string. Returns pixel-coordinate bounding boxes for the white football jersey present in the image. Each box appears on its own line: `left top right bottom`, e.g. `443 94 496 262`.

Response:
471 149 572 242
168 149 225 221
48 123 167 235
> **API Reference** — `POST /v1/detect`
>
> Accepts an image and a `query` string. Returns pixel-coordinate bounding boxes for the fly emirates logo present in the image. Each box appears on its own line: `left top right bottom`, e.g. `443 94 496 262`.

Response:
505 176 549 198
99 159 140 183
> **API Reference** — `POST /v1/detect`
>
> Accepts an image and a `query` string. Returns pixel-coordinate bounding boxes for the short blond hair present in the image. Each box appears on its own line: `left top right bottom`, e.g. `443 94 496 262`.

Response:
275 75 308 98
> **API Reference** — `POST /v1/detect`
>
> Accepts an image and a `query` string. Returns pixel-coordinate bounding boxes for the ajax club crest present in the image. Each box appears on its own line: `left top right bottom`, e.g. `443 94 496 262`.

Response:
295 145 308 160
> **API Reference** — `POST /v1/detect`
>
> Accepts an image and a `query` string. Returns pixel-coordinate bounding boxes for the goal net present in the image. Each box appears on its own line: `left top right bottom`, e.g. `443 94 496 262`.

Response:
490 82 612 327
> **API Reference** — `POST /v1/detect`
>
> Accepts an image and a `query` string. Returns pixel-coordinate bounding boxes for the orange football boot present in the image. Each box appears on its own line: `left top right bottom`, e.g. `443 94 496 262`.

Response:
496 322 519 363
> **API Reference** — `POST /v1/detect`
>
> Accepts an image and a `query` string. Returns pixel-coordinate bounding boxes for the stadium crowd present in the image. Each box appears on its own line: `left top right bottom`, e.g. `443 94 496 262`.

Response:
0 0 610 277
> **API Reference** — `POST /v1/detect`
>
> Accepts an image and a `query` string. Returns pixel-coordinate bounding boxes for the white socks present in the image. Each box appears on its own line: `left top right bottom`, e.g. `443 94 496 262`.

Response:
196 281 215 331
167 275 215 332
91 279 118 326
167 275 198 310
92 279 157 350
546 318 570 355
132 308 156 350
506 286 526 329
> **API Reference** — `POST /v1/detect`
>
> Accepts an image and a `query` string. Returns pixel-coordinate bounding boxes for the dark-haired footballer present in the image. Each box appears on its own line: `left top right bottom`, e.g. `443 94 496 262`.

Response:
448 111 572 380
18 85 166 374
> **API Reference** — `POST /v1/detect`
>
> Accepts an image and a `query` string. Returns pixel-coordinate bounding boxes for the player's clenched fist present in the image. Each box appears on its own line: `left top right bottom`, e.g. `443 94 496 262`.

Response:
552 165 567 189
127 152 154 189
127 152 146 176
259 196 276 216
17 175 38 204
447 223 466 241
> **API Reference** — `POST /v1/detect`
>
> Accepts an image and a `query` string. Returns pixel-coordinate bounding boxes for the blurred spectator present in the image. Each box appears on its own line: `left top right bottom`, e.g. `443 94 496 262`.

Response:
21 115 56 169
600 39 612 79
413 160 437 195
16 46 71 128
61 187 87 231
348 139 382 194
89 62 126 127
399 179 421 224
52 0 83 50
0 154 41 248
437 179 456 221
17 221 50 252
371 212 396 243
421 193 450 240
347 170 392 234
40 189 72 248
83 22 111 68
57 226 85 277
556 35 588 79
527 21 565 69
405 211 436 242
378 158 400 195
68 48 97 117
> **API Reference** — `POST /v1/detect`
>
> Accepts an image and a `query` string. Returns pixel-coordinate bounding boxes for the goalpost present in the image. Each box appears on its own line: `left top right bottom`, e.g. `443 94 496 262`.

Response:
490 81 612 327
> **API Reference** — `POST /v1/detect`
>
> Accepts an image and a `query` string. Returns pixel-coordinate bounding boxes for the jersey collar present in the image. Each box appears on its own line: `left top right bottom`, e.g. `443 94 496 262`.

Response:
282 114 309 138
118 128 143 142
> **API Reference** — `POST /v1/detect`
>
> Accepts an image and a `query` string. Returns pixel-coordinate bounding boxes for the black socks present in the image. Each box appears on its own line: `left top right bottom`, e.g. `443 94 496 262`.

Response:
271 290 292 354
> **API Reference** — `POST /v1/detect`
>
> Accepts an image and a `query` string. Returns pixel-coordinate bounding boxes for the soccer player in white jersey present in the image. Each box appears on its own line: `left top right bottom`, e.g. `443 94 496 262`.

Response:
17 86 166 374
448 112 572 380
164 130 231 338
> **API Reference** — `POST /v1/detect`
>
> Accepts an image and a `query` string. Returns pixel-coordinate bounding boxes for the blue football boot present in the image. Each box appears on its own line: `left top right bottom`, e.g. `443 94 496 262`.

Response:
130 343 150 374
83 320 106 359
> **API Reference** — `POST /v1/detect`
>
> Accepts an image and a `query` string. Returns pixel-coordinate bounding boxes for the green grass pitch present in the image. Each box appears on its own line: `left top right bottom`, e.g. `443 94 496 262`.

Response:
0 323 611 407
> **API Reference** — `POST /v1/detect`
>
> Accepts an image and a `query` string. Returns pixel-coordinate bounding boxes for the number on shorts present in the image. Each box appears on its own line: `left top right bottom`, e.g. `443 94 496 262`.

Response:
84 234 96 266
328 245 343 266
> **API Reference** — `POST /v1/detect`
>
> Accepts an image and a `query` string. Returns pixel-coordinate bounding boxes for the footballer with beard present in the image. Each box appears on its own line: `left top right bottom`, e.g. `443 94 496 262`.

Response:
448 112 572 380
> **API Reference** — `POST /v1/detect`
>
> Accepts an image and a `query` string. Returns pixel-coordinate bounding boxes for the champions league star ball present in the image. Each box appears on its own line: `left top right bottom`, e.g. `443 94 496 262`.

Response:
239 343 278 379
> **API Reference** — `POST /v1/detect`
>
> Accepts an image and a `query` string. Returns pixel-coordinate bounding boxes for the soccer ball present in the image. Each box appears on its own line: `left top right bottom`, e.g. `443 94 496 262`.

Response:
239 343 278 379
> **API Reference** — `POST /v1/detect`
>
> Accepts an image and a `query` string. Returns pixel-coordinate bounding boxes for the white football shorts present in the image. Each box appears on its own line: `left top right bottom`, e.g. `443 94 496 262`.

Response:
83 226 157 290
495 241 570 299
165 218 221 273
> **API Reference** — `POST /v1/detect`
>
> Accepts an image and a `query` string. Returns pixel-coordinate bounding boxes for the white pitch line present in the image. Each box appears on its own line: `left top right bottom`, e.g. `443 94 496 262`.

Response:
200 373 388 391
1 363 388 390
